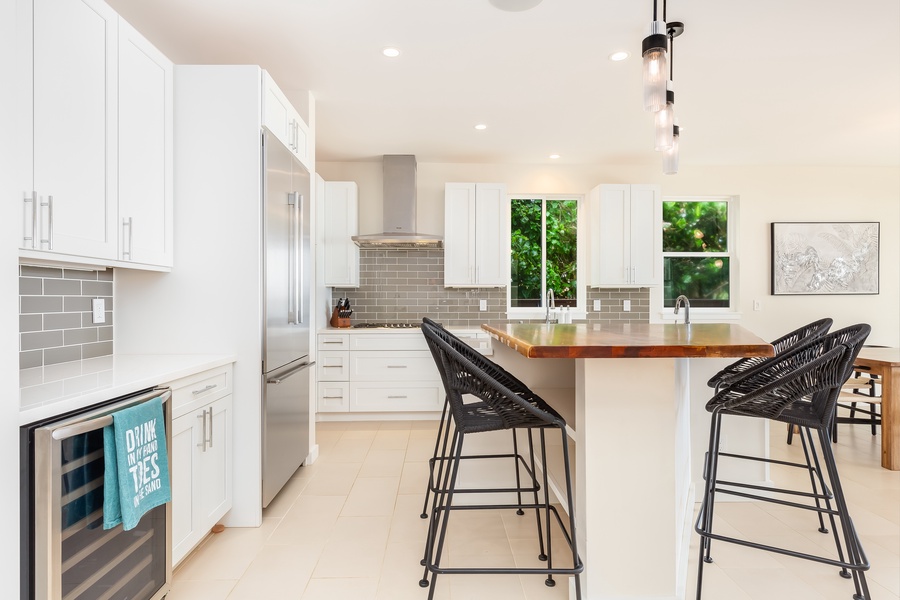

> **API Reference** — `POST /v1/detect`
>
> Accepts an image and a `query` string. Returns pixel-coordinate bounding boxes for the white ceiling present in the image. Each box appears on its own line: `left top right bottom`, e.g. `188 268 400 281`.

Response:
107 0 900 168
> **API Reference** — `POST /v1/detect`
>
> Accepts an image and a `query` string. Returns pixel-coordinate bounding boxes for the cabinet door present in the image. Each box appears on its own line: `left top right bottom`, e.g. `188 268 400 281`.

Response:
444 183 476 286
589 185 629 286
323 181 359 287
628 185 661 285
198 394 233 526
474 183 507 286
262 71 291 152
32 0 117 258
171 411 200 566
118 18 173 267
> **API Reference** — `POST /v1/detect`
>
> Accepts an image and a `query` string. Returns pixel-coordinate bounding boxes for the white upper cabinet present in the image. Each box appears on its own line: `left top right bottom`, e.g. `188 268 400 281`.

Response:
588 184 661 287
117 18 174 267
323 181 360 288
25 0 119 260
444 183 508 287
262 71 310 170
17 0 174 270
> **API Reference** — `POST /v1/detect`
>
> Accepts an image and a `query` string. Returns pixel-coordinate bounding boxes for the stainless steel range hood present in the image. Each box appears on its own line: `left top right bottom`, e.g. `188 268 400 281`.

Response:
351 155 443 249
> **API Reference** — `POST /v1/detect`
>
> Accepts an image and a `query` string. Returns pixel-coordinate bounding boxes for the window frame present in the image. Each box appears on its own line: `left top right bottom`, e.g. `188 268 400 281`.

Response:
506 193 586 320
651 195 741 323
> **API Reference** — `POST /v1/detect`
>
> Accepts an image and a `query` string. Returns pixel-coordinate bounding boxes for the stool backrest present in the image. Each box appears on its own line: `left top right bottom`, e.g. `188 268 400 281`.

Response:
421 323 564 430
708 317 833 390
710 323 870 425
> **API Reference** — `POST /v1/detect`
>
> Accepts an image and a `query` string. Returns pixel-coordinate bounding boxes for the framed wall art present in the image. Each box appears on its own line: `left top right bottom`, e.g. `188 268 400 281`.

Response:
771 222 879 295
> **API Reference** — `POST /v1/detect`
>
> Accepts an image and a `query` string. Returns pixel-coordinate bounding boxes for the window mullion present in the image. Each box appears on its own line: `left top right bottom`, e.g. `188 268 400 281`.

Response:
541 198 547 307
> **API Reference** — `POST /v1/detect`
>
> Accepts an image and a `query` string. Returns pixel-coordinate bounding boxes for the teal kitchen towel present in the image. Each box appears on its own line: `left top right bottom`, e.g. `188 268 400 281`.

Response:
103 396 171 530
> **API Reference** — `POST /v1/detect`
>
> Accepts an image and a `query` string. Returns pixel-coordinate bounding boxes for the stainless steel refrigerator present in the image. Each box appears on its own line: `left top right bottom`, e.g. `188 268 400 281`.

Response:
261 129 312 508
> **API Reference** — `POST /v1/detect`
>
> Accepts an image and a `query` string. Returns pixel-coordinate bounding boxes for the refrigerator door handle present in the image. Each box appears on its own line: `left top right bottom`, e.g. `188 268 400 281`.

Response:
266 360 313 385
287 191 300 325
297 192 305 325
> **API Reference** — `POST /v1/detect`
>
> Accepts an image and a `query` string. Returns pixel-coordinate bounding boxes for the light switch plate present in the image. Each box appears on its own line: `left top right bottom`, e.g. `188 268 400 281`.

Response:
592 299 601 311
92 298 106 324
479 299 487 311
623 299 631 312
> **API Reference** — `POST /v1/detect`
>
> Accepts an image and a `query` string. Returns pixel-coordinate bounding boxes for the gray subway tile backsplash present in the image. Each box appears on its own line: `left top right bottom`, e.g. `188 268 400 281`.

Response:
18 266 114 368
334 249 649 327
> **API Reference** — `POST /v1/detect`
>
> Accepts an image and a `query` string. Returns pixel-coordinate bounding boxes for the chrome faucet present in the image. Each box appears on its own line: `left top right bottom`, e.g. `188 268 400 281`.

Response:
673 295 691 325
546 288 555 324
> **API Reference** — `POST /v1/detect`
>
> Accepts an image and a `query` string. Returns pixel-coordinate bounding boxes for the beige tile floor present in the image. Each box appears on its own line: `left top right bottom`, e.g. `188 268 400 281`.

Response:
168 420 899 600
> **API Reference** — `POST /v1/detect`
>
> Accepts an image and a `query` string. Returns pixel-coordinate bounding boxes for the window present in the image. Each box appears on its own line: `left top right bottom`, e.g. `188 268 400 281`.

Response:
508 195 583 314
661 197 737 311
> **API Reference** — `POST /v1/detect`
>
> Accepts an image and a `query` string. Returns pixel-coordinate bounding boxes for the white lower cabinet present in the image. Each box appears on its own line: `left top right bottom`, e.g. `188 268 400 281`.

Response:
169 364 234 566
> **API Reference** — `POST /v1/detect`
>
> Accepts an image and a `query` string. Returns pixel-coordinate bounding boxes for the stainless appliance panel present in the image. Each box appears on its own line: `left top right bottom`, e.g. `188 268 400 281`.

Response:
262 359 312 507
25 388 173 600
263 132 311 374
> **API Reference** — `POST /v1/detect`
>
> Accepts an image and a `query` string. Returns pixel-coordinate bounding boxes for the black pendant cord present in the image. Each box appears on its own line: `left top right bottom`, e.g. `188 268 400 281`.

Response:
662 0 667 22
669 29 674 79
653 0 658 21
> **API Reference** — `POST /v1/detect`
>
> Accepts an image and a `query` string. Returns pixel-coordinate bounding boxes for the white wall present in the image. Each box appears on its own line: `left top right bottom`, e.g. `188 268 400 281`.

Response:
318 160 900 345
2 0 22 589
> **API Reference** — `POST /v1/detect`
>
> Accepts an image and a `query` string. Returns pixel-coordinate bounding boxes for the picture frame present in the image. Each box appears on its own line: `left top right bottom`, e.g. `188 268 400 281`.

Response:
771 222 879 295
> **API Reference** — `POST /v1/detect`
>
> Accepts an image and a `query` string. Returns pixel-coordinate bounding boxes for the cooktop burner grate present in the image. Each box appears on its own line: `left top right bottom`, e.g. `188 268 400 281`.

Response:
351 322 422 329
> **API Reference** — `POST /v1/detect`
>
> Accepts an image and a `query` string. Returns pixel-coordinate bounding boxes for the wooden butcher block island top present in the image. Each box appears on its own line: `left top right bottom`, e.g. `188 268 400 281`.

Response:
482 322 775 359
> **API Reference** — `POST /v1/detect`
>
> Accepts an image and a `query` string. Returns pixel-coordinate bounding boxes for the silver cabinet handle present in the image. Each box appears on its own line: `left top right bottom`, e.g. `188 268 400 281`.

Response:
122 217 133 259
387 395 408 399
208 406 214 449
387 365 408 369
192 384 217 395
632 266 636 283
197 409 207 451
23 191 36 248
40 195 54 249
322 340 344 344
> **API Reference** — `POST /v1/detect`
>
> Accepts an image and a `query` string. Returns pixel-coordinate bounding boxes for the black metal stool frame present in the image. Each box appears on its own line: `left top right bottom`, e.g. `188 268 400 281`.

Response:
419 325 583 600
695 325 872 600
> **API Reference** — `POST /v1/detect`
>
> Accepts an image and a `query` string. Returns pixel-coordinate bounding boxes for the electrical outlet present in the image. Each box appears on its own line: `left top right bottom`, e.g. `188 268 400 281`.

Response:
753 300 762 311
592 299 601 311
623 299 631 312
479 299 487 311
92 298 106 324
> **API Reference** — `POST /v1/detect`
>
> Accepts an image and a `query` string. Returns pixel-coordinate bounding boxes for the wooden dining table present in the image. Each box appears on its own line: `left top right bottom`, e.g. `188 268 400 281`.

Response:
854 347 900 470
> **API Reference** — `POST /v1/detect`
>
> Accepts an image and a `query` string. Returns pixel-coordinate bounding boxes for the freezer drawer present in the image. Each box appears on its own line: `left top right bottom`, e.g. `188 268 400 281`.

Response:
263 360 311 507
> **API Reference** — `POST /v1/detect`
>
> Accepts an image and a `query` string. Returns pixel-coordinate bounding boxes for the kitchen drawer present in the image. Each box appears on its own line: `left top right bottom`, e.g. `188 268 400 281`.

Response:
169 364 233 417
350 333 428 351
317 382 350 413
349 351 439 382
318 350 350 381
317 333 350 351
349 382 442 412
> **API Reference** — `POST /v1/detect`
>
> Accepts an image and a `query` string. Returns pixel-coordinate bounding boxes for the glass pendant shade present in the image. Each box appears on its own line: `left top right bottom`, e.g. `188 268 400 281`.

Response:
642 21 668 111
663 125 680 174
654 83 675 150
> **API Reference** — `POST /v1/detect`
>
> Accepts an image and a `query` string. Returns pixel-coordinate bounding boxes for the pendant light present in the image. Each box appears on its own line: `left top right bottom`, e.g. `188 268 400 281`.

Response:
654 21 682 151
663 122 680 174
641 0 668 112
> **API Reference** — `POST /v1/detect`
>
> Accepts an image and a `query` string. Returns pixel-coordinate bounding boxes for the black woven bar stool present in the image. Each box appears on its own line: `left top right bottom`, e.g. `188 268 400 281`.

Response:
420 323 583 599
419 318 541 527
695 324 872 600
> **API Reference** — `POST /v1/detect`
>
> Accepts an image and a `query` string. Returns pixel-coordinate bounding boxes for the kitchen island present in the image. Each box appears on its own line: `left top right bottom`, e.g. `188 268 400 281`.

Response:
482 322 773 600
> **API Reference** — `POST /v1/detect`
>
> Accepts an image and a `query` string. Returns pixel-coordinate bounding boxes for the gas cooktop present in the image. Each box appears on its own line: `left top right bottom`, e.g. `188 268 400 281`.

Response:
351 322 422 329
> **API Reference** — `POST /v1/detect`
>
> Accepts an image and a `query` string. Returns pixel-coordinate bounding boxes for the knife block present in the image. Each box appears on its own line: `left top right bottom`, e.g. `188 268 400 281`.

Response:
329 305 351 328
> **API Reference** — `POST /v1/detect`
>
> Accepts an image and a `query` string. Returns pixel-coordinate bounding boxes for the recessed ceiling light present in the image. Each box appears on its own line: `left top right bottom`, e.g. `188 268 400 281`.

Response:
609 51 630 62
382 47 400 58
549 154 560 159
474 124 487 130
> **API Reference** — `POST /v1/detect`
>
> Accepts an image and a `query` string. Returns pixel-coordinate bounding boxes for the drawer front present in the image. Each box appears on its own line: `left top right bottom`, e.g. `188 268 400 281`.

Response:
169 364 233 417
318 350 350 381
350 351 439 381
349 382 443 412
350 333 428 351
317 382 350 413
317 333 350 351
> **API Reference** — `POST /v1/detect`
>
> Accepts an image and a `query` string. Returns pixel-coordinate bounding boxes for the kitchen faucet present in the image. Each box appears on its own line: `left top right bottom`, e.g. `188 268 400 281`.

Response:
546 288 555 324
673 295 690 325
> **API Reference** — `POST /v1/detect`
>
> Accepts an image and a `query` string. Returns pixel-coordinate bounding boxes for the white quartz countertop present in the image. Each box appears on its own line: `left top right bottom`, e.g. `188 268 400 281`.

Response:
20 354 235 425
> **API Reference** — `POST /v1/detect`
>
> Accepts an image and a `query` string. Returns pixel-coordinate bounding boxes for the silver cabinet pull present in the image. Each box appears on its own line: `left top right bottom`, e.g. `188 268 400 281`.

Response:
387 365 408 369
208 407 214 449
23 191 36 248
122 217 133 259
387 395 408 399
197 408 207 451
192 384 217 395
40 195 54 249
322 339 344 344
